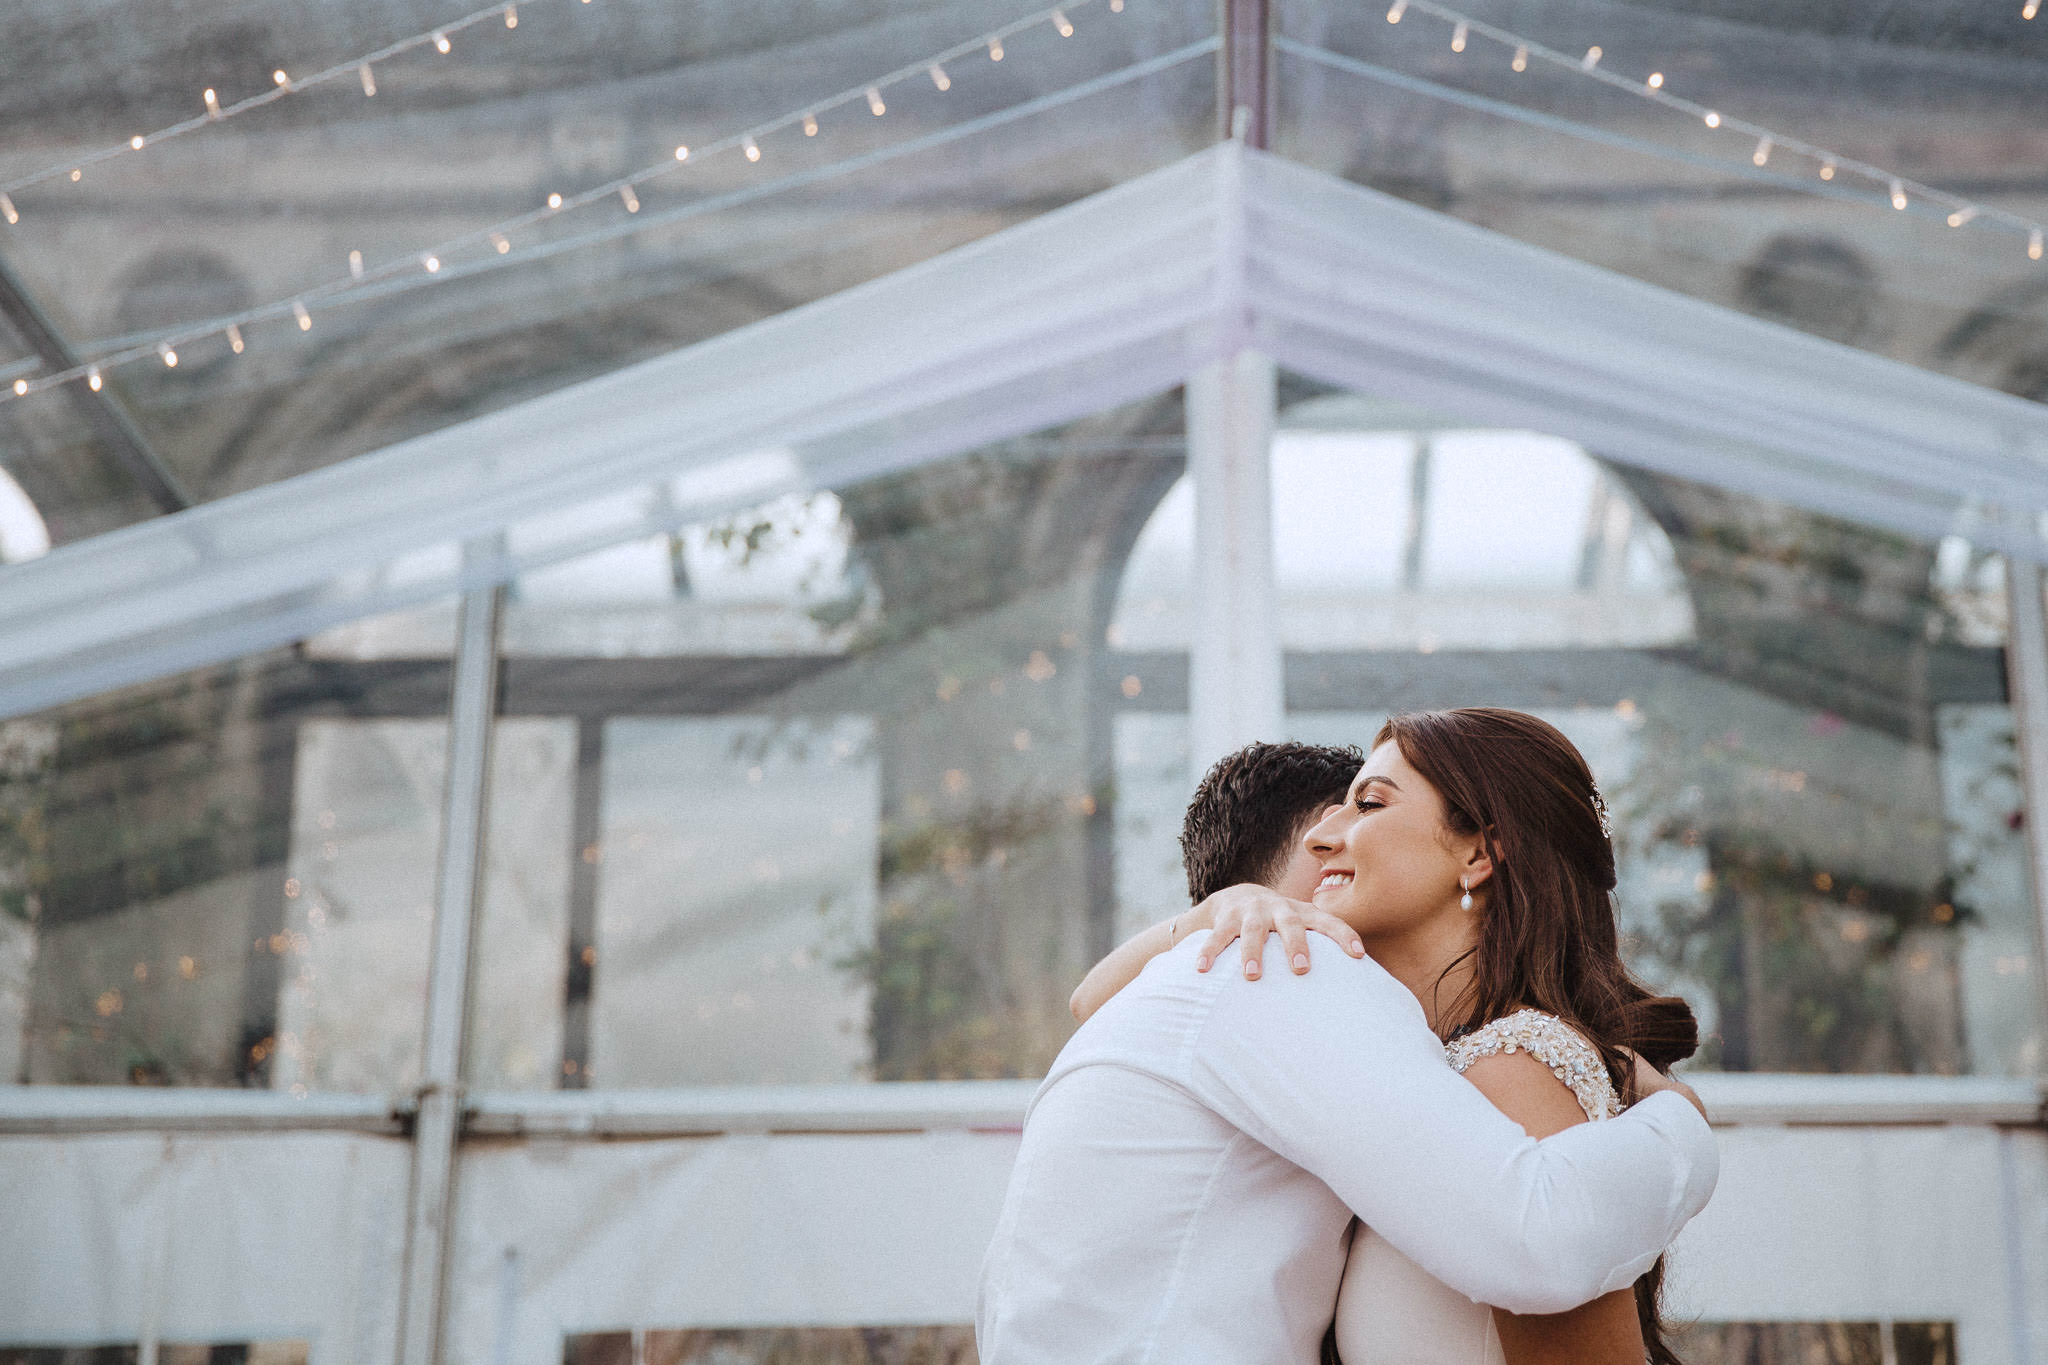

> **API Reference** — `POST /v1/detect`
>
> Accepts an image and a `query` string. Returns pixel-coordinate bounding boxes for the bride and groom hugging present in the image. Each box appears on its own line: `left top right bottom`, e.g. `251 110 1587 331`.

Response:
978 709 1717 1364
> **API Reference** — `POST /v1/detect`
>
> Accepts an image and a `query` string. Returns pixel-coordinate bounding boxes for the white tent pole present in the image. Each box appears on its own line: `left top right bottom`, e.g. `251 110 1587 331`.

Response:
1187 348 1283 782
396 555 503 1365
2000 554 2048 1019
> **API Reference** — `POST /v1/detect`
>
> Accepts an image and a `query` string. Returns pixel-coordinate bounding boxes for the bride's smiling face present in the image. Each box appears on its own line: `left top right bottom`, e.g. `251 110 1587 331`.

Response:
1304 740 1488 946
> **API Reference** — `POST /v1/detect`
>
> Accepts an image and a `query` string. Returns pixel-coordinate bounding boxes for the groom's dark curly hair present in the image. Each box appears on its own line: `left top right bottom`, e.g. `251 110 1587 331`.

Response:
1179 741 1363 902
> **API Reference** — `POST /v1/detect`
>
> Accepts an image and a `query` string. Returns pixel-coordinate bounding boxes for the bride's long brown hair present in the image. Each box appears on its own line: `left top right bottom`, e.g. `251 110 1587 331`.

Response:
1384 706 1696 1365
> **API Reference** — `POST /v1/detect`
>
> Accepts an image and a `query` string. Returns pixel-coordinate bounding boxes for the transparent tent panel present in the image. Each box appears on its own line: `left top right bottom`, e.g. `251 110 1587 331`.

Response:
0 599 456 1089
1112 380 2045 1078
1274 0 2048 404
430 385 2048 1090
0 0 1216 548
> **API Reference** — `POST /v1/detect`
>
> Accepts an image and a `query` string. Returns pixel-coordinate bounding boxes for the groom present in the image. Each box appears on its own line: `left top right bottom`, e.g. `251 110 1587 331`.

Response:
977 741 1716 1363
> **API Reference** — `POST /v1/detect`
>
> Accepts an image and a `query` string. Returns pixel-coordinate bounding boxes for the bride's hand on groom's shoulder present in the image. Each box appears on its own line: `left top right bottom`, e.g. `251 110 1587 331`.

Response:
1191 883 1365 980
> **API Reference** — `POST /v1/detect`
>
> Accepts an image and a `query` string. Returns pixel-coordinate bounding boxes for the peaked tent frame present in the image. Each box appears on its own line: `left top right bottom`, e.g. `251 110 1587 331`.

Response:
2 141 2047 719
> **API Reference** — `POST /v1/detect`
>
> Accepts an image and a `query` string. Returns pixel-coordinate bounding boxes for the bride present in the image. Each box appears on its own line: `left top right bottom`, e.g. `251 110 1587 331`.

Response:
1070 707 1697 1365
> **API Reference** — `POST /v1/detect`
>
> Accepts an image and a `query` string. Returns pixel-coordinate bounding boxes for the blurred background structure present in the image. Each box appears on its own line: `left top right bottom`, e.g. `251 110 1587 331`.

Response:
1 0 2046 1362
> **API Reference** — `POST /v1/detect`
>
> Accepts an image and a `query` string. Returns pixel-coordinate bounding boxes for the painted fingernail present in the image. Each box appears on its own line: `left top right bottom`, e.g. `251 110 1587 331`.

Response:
1196 956 1210 971
1244 961 1259 978
1293 953 1309 971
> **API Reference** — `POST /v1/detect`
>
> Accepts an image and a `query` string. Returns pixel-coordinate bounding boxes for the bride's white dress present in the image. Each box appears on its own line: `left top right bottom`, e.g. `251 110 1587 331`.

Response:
1331 1009 1625 1365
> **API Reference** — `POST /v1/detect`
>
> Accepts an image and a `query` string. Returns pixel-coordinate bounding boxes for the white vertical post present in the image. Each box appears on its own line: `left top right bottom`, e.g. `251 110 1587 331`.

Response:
396 563 503 1365
1187 348 1283 782
2001 556 2048 1009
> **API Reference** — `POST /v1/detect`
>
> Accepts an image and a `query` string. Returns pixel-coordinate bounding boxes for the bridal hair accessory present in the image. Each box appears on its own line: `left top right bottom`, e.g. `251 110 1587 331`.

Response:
1459 877 1473 911
1590 786 1614 840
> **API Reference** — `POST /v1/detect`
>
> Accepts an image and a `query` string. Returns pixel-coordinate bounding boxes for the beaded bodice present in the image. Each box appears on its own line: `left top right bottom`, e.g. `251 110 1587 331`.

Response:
1444 1008 1622 1122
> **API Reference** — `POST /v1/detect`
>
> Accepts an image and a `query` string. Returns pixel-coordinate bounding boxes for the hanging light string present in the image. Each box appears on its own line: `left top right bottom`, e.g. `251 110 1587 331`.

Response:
0 0 1125 402
1364 0 2046 256
0 0 578 205
0 35 1209 395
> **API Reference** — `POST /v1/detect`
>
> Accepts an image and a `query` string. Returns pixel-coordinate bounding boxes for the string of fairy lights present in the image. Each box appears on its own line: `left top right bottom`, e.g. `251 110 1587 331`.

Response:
1371 0 2048 259
0 0 2040 405
0 0 586 208
0 0 1129 401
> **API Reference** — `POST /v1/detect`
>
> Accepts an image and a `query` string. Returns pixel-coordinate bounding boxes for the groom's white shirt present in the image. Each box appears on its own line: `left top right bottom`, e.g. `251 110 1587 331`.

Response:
977 933 1718 1365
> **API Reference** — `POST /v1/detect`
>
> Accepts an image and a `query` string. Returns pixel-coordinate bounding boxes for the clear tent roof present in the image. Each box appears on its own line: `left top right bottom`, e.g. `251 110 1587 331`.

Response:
0 0 2044 629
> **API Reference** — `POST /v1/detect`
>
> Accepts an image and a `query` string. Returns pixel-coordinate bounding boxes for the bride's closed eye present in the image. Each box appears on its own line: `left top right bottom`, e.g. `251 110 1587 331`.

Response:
1353 797 1384 814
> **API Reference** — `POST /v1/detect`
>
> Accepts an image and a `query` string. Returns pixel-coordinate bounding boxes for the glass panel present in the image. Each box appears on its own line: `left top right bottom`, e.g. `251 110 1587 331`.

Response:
1110 383 2045 1076
1274 0 2048 400
1 602 455 1088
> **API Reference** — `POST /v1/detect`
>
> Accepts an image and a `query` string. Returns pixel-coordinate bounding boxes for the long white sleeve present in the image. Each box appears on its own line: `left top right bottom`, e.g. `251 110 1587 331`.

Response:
1186 935 1718 1315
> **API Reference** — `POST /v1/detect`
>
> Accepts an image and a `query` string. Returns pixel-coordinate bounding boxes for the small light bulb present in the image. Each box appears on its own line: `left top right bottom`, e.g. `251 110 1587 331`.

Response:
1387 0 1406 21
2031 227 2043 260
988 37 1004 60
2027 0 2041 18
129 135 145 150
928 64 950 91
674 145 689 161
1053 8 1073 36
1890 178 1907 210
547 191 563 208
423 254 440 273
88 368 102 391
1 195 17 226
1580 46 1602 70
867 85 887 115
293 301 312 332
1819 157 1836 180
1947 205 1978 228
1110 0 1122 10
359 63 376 96
1646 71 1663 89
161 345 178 368
11 380 24 396
69 168 81 182
492 231 511 251
1752 136 1771 167
348 249 364 279
203 88 221 116
744 137 761 161
226 324 244 353
273 69 289 87
505 5 518 27
618 186 638 213
1511 45 1528 71
1450 21 1467 51
803 114 818 136
433 31 450 53
1703 110 1721 128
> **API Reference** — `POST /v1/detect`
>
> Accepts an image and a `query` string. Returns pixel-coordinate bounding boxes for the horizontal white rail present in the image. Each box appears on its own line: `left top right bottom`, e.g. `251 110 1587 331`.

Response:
1 1073 2039 1137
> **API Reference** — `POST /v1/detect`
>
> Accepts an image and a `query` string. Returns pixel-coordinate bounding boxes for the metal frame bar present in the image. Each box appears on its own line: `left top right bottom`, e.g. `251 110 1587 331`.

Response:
3 1074 2038 1137
1186 349 1283 780
2004 556 2048 1023
394 565 503 1365
0 254 191 513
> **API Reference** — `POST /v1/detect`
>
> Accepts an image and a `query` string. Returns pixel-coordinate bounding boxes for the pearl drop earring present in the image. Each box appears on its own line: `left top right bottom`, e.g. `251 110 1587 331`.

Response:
1460 877 1473 911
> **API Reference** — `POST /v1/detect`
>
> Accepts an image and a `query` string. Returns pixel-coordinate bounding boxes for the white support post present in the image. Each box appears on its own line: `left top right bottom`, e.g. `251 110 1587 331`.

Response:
2001 556 2048 1012
1187 348 1283 782
396 565 504 1365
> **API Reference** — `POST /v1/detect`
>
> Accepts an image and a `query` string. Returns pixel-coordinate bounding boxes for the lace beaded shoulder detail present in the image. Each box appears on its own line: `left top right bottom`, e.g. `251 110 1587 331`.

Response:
1444 1008 1622 1122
